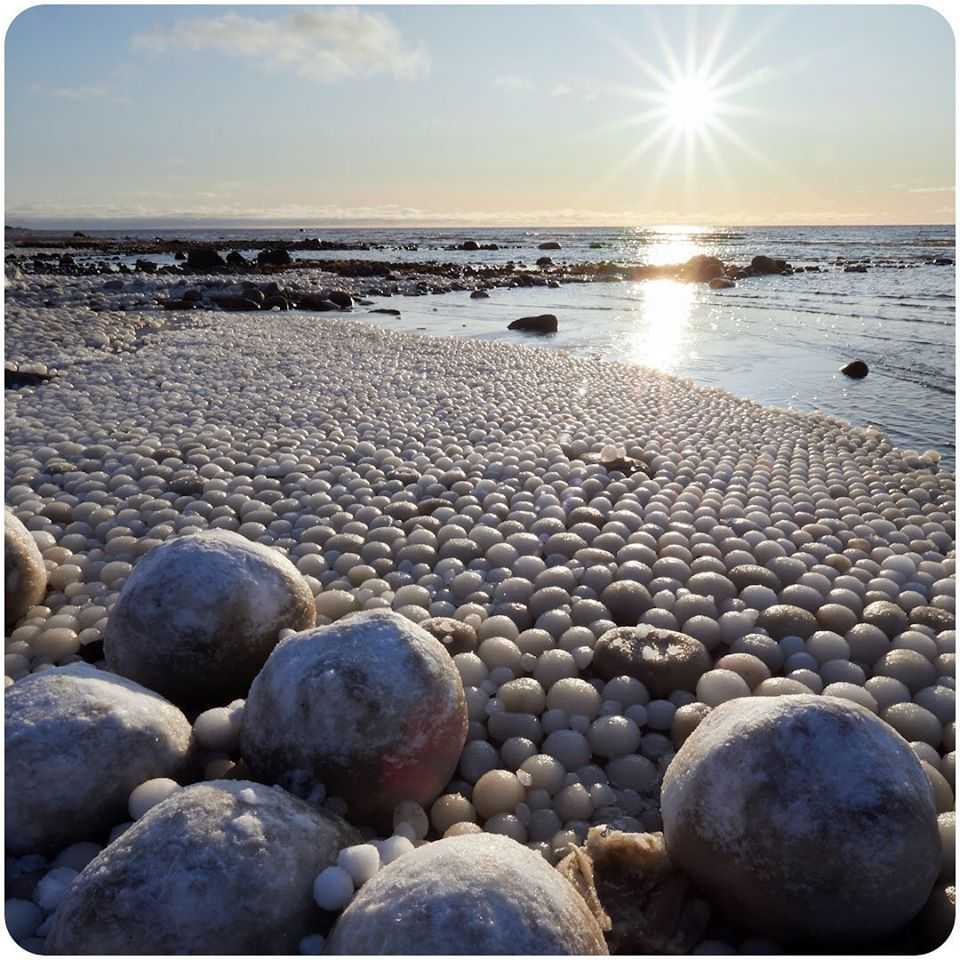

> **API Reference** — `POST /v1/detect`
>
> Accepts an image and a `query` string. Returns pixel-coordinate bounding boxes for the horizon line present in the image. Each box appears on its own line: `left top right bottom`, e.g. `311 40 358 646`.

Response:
7 219 956 231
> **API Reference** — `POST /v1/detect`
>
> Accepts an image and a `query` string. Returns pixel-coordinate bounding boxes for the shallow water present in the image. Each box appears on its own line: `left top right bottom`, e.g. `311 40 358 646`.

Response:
34 224 957 465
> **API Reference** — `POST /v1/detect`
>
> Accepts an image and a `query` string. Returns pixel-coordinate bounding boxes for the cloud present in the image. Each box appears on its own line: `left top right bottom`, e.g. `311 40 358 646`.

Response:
493 74 532 91
7 198 932 228
905 186 955 194
49 85 130 104
131 8 428 82
551 83 573 97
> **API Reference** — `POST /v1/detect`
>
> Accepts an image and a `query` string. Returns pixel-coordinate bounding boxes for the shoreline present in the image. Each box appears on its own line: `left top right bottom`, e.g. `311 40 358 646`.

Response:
4 278 956 954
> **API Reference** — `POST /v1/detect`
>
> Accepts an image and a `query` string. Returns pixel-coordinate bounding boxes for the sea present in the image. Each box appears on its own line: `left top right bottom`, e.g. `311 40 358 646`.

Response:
61 225 958 468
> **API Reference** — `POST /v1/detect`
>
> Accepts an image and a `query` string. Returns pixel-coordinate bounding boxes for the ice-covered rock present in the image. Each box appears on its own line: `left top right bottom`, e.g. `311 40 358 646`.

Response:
5 507 47 626
104 530 316 707
661 695 940 944
325 833 608 954
241 610 467 827
4 664 192 854
46 780 359 954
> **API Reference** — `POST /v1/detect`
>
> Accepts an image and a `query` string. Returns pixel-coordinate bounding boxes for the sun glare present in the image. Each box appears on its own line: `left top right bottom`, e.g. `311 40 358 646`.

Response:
666 75 719 133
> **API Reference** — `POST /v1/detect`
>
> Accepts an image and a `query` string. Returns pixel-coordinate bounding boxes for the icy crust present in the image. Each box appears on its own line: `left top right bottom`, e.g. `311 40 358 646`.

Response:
661 694 941 943
4 663 193 854
46 780 360 955
5 507 47 625
104 529 315 707
241 610 467 825
325 832 608 955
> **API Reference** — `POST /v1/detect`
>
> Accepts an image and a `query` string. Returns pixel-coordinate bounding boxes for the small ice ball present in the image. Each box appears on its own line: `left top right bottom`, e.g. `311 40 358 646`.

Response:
472 770 526 819
193 706 241 752
392 801 429 842
33 866 79 912
588 716 642 759
696 669 751 707
53 842 102 873
299 933 327 955
518 753 566 794
444 821 483 838
546 678 601 717
823 683 879 713
430 793 477 834
313 865 355 911
128 778 181 820
378 834 415 865
542 730 592 770
5 898 43 941
337 844 381 886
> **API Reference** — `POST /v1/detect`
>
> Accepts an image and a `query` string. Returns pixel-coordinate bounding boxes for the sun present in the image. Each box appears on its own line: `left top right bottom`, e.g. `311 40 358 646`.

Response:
665 75 720 133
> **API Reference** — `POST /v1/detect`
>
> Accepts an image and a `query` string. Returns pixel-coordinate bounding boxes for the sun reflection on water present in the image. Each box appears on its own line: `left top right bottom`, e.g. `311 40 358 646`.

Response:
621 279 695 371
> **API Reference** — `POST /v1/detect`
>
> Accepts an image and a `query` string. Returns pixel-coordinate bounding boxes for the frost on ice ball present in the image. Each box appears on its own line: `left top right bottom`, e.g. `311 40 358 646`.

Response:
4 663 192 854
326 833 608 954
47 781 360 955
5 508 47 627
104 530 316 708
661 695 940 944
241 610 467 827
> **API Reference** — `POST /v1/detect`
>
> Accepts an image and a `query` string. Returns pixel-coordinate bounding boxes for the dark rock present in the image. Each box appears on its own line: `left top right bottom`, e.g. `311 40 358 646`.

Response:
226 251 249 268
844 264 869 273
295 293 341 311
325 289 353 310
537 256 554 267
161 298 199 310
182 289 203 302
4 368 54 388
538 241 562 250
508 314 558 334
751 255 789 275
186 248 226 270
840 360 869 379
262 295 289 311
681 256 725 283
209 295 260 311
256 248 292 267
370 308 401 316
461 240 480 251
708 276 735 289
135 259 158 273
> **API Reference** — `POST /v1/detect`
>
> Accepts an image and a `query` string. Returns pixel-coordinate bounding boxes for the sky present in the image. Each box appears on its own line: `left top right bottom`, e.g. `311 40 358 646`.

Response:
3 3 956 227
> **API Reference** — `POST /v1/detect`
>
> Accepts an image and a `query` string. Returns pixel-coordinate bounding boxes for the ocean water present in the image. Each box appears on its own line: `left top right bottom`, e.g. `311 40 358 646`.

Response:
68 225 957 466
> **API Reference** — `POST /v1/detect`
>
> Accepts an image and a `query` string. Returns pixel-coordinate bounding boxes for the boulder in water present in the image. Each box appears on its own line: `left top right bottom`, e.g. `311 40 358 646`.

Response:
508 314 558 334
841 359 869 379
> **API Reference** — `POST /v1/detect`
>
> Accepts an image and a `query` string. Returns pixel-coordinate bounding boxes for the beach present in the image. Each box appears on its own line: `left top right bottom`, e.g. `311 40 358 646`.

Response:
4 244 955 953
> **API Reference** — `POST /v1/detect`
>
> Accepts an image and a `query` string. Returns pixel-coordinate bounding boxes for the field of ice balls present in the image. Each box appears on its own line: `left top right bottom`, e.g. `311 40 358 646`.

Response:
4 272 956 954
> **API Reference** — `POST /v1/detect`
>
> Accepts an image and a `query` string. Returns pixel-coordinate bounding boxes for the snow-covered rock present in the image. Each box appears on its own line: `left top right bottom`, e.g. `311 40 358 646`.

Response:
326 832 608 954
104 530 316 708
241 610 467 827
661 695 940 944
47 780 359 954
5 664 192 854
